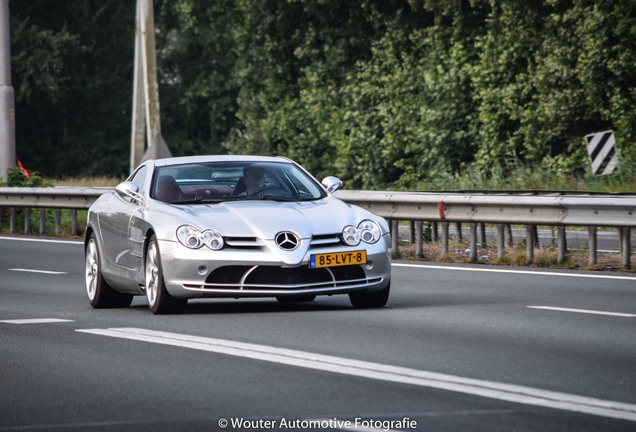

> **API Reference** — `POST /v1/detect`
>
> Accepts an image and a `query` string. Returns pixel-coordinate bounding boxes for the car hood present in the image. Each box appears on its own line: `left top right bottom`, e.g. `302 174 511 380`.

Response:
151 196 383 240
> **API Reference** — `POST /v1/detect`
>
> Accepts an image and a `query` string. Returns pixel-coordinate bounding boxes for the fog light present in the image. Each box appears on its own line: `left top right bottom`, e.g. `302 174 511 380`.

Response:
197 265 208 275
366 260 374 270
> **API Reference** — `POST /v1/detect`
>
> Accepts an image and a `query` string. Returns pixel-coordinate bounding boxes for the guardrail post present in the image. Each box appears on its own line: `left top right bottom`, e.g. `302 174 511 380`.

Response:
55 209 62 235
415 221 423 258
479 223 487 248
390 219 399 258
408 221 415 245
497 224 505 259
506 224 514 247
24 208 31 234
456 223 462 241
9 207 14 232
557 226 567 264
71 210 78 236
621 227 631 270
526 225 536 262
588 226 597 266
441 222 449 256
39 208 46 235
469 223 477 262
431 221 438 243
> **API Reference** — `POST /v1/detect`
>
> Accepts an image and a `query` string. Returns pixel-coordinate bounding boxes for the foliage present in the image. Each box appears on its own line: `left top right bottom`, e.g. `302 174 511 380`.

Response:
8 0 636 190
155 0 239 156
1 167 52 187
10 0 135 178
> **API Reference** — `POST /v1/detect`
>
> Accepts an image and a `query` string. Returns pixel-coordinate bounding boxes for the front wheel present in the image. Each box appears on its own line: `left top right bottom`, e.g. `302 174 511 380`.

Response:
85 234 133 308
349 282 390 309
145 235 187 314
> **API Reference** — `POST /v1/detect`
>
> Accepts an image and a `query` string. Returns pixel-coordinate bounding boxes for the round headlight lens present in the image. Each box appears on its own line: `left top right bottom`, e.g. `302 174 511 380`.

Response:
342 225 361 246
177 225 203 249
358 220 381 244
203 229 224 250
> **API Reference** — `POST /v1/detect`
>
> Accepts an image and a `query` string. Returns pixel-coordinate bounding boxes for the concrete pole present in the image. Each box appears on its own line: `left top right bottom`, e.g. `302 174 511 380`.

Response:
0 0 16 183
139 0 162 152
130 0 166 173
130 0 146 173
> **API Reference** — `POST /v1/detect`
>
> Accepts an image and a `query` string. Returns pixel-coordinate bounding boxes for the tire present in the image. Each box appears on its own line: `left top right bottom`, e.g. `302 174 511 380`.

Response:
349 282 390 309
85 234 133 308
145 235 187 314
276 295 316 303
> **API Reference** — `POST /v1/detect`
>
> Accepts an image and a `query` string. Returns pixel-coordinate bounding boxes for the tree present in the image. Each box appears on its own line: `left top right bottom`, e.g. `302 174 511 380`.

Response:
10 0 135 178
155 0 239 156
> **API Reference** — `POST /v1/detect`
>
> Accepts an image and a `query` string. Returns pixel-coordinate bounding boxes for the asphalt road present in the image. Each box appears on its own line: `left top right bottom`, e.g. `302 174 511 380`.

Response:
1 235 636 432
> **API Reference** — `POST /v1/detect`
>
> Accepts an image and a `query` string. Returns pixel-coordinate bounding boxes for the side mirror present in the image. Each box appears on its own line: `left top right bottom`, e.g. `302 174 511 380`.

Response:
321 176 343 194
115 181 143 203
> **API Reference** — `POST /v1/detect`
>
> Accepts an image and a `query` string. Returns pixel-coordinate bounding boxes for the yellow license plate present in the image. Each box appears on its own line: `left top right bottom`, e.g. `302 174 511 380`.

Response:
310 250 367 268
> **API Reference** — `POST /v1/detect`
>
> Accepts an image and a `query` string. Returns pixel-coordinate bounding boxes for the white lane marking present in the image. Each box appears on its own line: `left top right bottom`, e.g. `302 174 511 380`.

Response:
8 268 68 275
1 318 75 324
393 263 636 281
0 235 82 245
528 306 636 318
76 327 636 422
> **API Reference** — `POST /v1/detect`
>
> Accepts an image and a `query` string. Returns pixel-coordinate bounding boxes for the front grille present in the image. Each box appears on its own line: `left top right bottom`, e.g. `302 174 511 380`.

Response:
244 266 334 285
206 266 253 284
310 233 342 248
191 264 373 292
221 233 344 250
224 237 262 249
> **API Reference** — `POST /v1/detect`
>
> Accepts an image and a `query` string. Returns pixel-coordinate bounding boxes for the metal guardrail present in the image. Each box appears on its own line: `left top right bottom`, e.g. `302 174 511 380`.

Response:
334 190 636 227
335 190 635 269
0 186 634 268
0 187 113 237
0 186 111 209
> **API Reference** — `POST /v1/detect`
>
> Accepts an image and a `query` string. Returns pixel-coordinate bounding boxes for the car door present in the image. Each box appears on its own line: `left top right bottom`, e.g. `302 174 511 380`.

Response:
98 166 148 270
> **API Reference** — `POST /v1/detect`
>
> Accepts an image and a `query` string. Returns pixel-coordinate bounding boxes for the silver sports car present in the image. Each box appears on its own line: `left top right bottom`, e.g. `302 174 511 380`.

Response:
85 155 391 314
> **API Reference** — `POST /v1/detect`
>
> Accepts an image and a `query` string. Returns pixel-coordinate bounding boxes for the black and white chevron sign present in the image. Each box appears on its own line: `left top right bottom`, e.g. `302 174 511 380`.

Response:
585 130 617 175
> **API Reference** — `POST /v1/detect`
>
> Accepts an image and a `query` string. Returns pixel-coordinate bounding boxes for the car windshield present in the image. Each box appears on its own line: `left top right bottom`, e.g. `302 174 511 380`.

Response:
150 161 328 204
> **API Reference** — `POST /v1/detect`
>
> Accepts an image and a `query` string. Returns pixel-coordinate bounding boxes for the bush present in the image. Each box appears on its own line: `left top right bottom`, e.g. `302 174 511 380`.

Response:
1 167 53 187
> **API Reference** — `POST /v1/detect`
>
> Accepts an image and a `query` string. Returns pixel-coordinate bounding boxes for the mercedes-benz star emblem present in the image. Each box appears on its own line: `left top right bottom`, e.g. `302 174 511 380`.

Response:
275 231 300 251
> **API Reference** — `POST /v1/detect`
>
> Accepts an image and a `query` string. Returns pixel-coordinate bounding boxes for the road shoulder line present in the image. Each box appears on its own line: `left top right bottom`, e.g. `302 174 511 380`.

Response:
76 327 636 423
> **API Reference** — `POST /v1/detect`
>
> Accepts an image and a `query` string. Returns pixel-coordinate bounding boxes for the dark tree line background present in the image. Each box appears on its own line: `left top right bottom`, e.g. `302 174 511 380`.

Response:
9 0 636 189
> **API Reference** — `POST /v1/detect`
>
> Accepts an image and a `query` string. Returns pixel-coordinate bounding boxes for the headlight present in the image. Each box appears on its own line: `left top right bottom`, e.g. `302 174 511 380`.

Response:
203 229 224 250
358 220 381 244
341 220 382 246
342 225 361 246
177 225 224 250
177 225 204 249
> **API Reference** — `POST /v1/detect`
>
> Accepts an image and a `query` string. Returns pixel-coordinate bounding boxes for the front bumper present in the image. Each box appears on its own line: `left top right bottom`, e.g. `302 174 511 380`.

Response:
157 236 391 299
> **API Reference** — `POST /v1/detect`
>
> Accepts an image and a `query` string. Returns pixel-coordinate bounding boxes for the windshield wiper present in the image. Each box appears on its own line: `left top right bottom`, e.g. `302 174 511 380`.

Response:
170 197 224 204
170 194 298 204
259 194 298 201
223 194 295 201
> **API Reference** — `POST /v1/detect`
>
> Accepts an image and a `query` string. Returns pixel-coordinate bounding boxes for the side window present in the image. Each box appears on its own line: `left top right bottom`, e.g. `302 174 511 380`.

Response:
129 166 148 194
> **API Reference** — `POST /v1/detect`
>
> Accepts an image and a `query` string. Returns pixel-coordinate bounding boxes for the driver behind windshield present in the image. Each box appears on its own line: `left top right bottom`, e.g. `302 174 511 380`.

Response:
243 165 266 195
